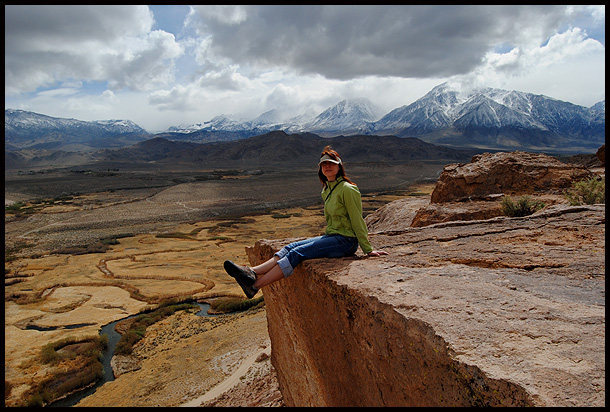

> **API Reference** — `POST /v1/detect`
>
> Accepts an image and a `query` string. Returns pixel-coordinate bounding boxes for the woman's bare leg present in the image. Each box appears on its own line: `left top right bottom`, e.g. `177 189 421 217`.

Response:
253 264 284 289
232 256 283 290
251 256 279 275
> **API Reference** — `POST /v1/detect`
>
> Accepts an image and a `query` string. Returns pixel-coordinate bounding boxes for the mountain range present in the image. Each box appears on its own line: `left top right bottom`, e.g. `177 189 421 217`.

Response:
5 109 149 152
5 82 605 154
160 83 604 152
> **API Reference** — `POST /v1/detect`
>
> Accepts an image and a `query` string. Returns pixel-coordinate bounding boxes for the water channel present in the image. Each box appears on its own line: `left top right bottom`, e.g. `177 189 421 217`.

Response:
50 302 216 407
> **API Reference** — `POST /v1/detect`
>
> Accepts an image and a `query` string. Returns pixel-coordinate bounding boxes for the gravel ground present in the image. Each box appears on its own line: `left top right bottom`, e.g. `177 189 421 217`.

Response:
5 162 444 256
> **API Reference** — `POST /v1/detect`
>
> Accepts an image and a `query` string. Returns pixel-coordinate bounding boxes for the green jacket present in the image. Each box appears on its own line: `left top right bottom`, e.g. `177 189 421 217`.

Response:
321 177 373 254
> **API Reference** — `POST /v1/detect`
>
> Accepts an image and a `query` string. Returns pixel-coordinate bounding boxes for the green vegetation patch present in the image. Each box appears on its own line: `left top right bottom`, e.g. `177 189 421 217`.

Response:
51 234 132 255
194 169 244 181
23 335 108 407
501 196 545 217
5 240 34 262
114 299 199 356
155 232 195 240
564 177 605 205
5 195 78 218
209 296 265 313
271 212 302 219
208 218 257 233
209 236 234 242
5 201 26 212
41 335 108 365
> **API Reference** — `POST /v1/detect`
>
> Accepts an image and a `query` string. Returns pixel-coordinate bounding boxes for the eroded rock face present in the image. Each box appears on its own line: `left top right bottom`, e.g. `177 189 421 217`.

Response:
430 152 594 203
247 205 605 407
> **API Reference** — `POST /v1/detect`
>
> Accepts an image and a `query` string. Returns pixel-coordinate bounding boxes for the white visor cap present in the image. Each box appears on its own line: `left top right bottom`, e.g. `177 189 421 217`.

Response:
318 154 342 165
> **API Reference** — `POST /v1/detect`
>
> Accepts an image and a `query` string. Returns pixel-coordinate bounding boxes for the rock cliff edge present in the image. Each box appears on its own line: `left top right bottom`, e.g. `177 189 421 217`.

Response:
247 204 605 406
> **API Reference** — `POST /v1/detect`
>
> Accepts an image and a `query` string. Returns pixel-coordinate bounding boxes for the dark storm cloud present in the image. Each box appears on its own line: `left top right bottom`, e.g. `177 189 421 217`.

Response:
190 5 572 80
5 5 152 53
4 5 182 94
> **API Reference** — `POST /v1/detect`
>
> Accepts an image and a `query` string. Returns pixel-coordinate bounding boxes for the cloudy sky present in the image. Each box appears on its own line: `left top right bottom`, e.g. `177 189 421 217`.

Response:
5 5 605 132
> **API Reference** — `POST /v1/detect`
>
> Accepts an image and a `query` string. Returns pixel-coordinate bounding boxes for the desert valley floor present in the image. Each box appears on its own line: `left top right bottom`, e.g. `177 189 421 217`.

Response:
5 161 440 407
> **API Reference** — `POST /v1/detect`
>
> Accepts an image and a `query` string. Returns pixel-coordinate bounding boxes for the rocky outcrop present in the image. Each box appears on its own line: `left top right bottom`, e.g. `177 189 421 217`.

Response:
407 194 571 228
247 205 605 407
372 151 598 228
597 144 605 166
364 197 430 232
409 199 504 228
430 151 593 203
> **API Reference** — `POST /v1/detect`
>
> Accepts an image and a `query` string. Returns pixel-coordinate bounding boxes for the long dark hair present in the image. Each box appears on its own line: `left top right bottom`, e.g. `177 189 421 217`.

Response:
318 145 355 187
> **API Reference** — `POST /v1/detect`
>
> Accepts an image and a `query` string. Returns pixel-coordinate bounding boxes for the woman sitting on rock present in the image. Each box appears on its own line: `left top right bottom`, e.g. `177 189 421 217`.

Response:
224 145 388 298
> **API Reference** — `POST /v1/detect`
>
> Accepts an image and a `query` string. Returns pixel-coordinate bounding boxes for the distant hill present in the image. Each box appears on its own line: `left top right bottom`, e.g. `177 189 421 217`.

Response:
4 149 97 170
10 131 477 170
98 131 478 168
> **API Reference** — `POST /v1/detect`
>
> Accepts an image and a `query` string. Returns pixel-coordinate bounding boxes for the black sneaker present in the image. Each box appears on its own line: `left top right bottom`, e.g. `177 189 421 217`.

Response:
223 260 258 299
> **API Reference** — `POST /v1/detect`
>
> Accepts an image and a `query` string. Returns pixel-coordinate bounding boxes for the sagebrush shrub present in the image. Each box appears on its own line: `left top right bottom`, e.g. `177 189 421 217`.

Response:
501 196 545 217
564 177 605 205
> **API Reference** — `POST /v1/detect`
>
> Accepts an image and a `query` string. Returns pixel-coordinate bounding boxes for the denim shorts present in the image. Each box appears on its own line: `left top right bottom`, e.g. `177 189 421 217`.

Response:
274 234 359 277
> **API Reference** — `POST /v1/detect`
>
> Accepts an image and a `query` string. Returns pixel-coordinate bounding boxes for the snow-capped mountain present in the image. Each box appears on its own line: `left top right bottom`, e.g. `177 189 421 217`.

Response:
165 98 381 136
5 109 146 135
249 109 285 128
589 100 605 117
302 98 381 135
5 109 148 150
373 83 546 133
452 93 547 130
277 110 318 133
167 115 248 133
372 85 458 135
372 83 604 150
167 122 207 134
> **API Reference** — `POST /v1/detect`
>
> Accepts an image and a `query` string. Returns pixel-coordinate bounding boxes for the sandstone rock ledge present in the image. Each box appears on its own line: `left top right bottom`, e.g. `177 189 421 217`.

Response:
246 205 605 407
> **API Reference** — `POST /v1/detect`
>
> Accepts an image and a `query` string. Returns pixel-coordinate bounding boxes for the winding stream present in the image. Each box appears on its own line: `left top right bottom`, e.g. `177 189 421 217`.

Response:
50 302 215 407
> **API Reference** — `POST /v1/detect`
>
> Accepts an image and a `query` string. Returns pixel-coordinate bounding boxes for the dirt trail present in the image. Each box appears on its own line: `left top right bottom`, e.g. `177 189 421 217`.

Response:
179 348 267 407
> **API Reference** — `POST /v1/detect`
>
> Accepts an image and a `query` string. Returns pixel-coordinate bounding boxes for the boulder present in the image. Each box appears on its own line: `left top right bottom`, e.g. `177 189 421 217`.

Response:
247 205 605 407
430 152 593 203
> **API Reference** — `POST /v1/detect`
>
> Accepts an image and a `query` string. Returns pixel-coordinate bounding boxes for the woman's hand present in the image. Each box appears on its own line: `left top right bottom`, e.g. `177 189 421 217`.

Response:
366 250 388 257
